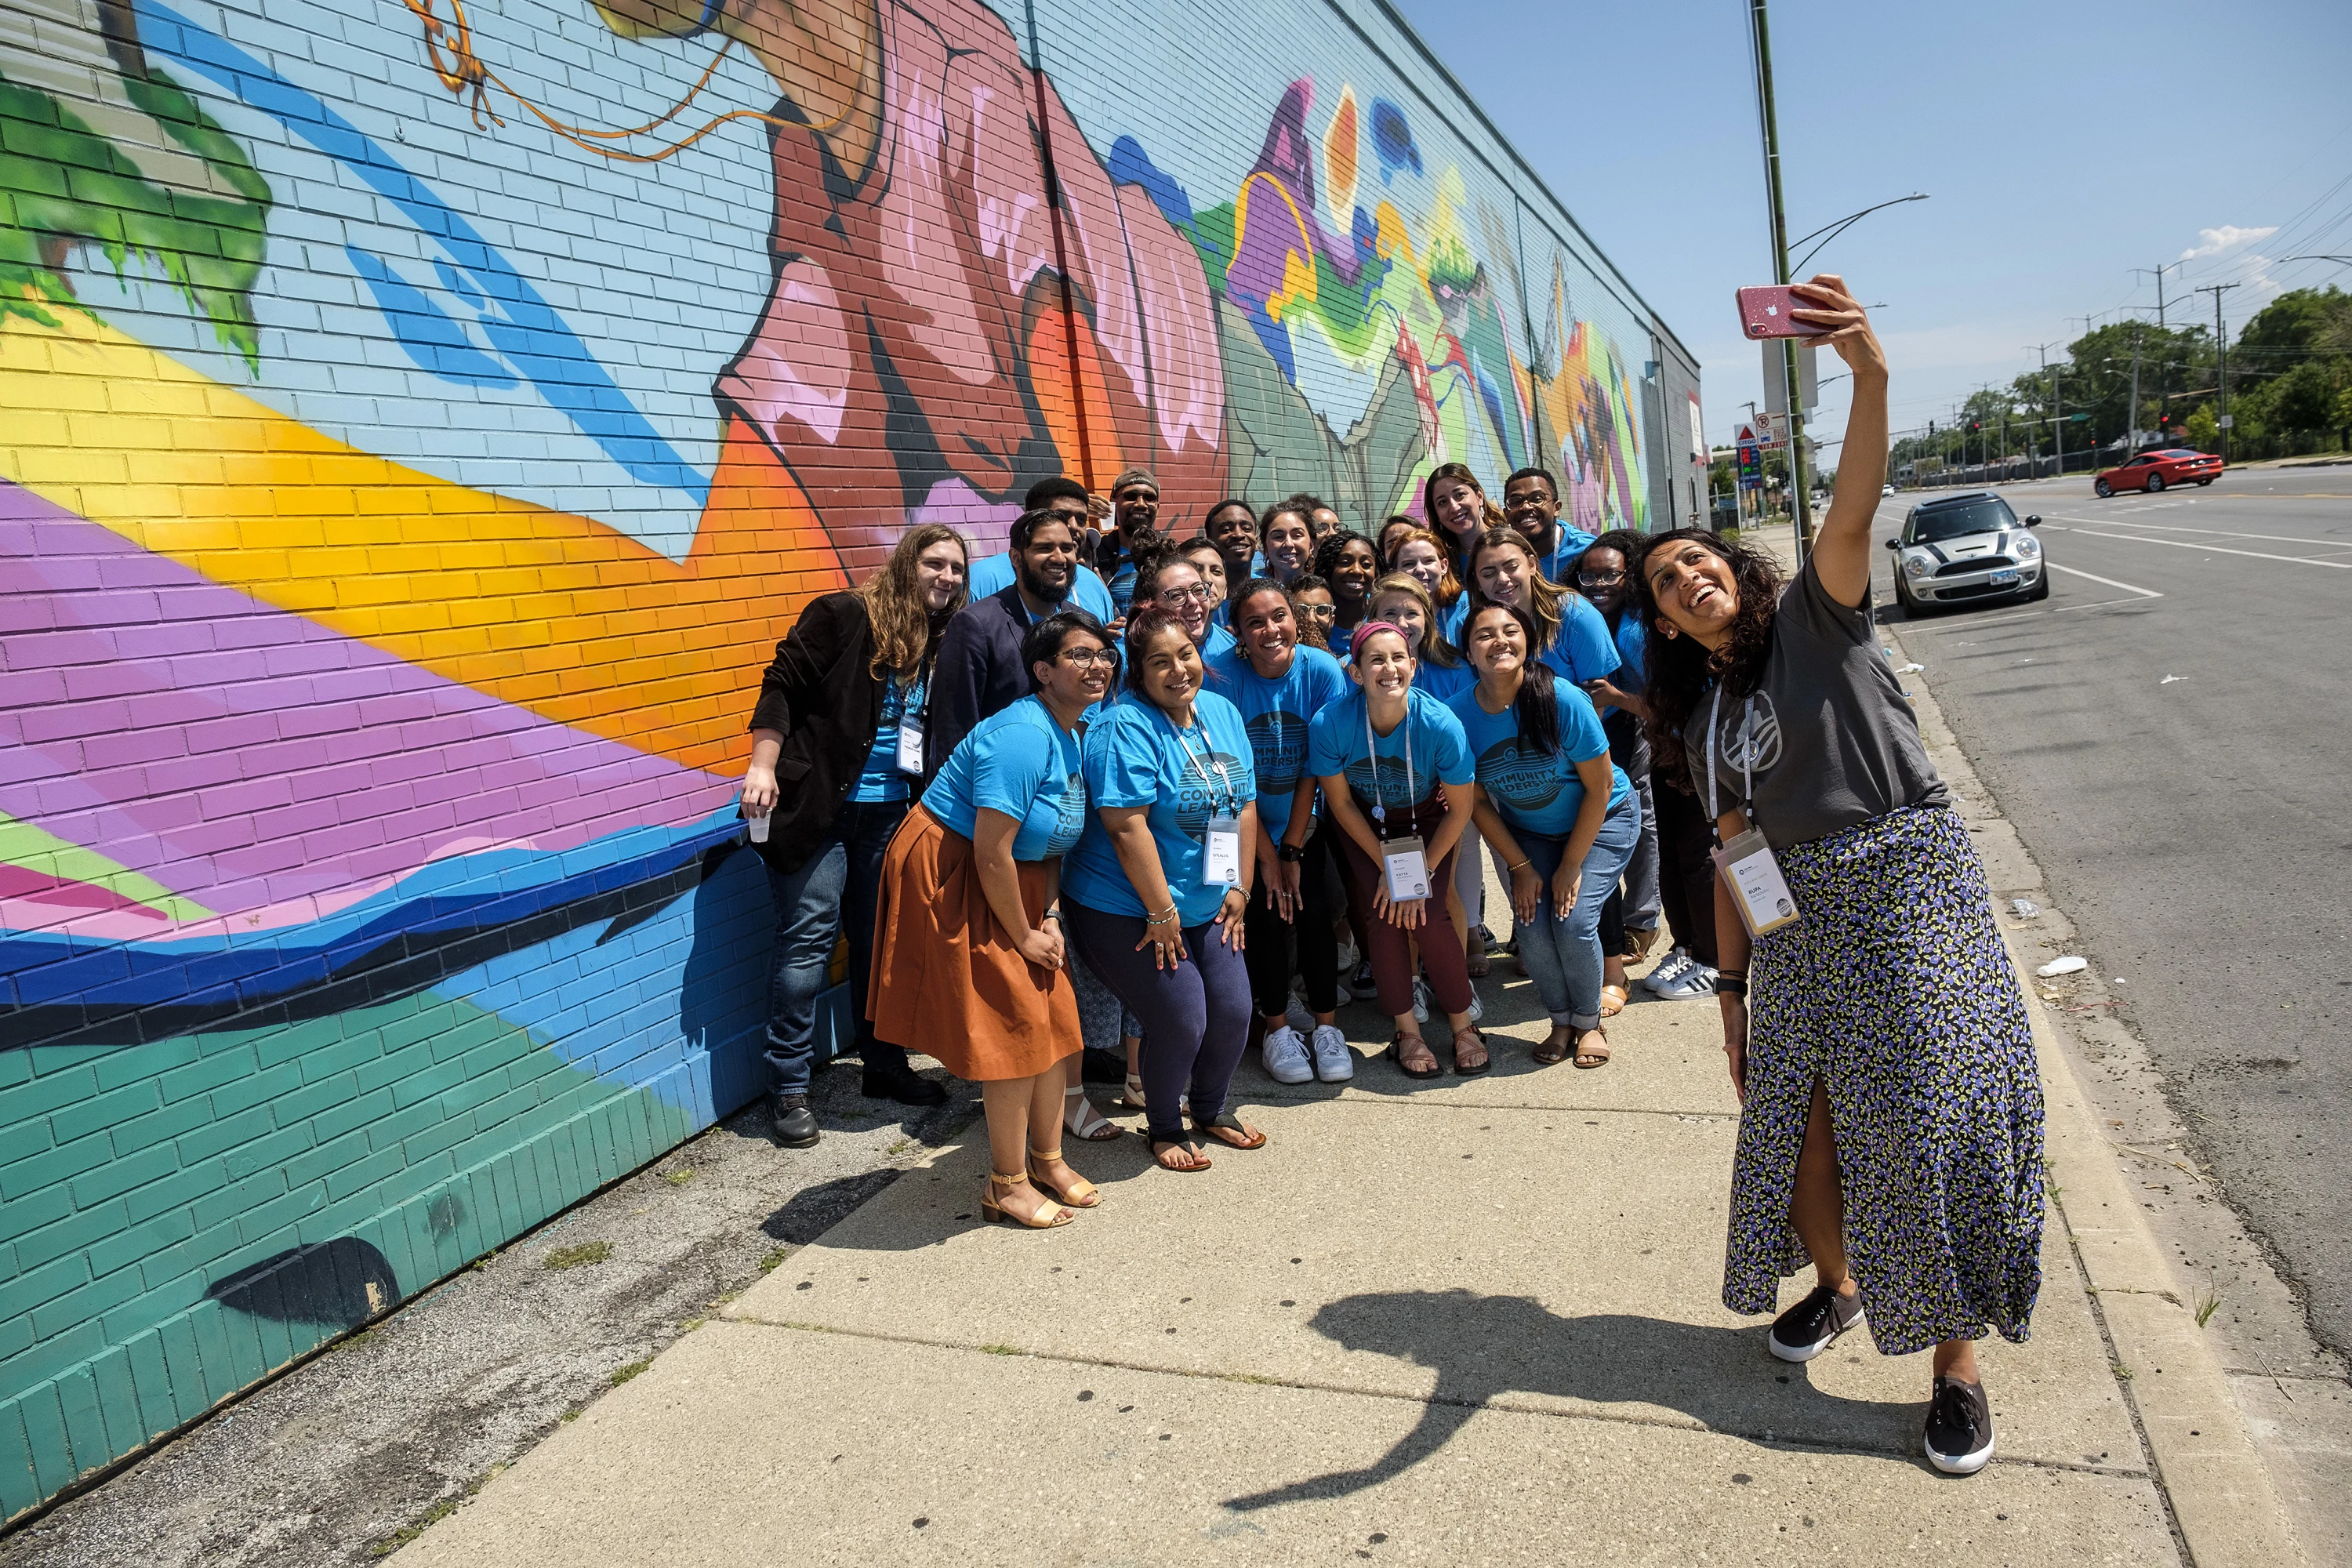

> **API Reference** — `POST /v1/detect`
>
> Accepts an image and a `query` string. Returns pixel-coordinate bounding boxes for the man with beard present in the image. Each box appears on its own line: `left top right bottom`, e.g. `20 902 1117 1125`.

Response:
1099 470 1165 616
965 477 1119 623
931 510 1097 764
1504 466 1597 585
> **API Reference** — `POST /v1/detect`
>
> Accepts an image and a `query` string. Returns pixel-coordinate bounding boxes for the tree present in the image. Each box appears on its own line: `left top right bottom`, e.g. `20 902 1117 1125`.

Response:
2183 405 2221 451
2270 360 2338 437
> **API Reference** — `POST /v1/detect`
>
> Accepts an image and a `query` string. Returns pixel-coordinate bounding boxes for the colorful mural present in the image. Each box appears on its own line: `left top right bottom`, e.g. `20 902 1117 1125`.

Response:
0 0 1686 1515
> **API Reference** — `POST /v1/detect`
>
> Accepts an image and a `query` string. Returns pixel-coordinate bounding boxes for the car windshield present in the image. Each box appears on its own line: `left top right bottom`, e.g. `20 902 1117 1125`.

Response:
1907 499 2016 545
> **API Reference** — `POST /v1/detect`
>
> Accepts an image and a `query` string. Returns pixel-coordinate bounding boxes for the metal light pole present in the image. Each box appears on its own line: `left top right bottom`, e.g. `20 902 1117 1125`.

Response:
2197 281 2241 461
2028 342 2063 478
1746 0 1812 561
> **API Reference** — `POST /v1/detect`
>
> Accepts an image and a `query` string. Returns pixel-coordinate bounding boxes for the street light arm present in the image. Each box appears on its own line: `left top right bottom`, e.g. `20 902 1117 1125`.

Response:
1789 193 1929 273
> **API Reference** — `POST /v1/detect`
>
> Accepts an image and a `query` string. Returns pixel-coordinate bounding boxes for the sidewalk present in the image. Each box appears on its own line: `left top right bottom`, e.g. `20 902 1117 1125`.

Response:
383 884 2294 1564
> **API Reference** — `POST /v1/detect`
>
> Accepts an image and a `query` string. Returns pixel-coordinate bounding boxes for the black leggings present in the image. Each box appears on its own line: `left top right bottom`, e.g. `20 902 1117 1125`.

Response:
1243 818 1341 1018
1653 779 1720 968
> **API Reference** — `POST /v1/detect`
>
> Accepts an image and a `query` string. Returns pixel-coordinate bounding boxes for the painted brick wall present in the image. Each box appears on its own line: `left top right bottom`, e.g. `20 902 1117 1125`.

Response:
0 0 1692 1518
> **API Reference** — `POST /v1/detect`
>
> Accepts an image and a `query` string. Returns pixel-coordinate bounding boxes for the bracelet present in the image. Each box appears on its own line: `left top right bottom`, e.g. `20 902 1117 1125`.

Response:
1508 859 1531 873
1041 909 1062 924
1715 976 1748 998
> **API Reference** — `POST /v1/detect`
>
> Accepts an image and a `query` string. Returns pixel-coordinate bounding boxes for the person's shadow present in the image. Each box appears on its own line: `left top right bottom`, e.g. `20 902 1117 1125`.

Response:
1225 1288 1916 1510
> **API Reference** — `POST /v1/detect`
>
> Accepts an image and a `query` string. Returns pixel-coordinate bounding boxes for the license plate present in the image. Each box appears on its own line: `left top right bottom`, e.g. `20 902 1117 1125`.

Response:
1990 569 2020 586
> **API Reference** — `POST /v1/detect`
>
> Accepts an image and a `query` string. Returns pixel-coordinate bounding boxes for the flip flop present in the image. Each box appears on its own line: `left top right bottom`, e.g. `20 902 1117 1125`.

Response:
1387 1033 1443 1080
1192 1111 1267 1150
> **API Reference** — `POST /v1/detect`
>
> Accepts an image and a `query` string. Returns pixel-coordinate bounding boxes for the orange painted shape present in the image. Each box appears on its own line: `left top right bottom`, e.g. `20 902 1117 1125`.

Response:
1024 305 1123 490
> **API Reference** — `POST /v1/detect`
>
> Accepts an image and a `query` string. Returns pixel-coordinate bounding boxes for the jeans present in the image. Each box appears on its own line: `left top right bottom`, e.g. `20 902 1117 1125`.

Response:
1603 709 1661 932
1067 902 1254 1143
1514 793 1642 1030
763 798 913 1096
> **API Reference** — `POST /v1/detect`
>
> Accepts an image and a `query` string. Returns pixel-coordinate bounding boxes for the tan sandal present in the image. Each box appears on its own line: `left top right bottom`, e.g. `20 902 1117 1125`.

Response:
1026 1145 1101 1208
981 1171 1072 1228
1572 1027 1612 1069
1451 1026 1491 1076
1599 984 1629 1018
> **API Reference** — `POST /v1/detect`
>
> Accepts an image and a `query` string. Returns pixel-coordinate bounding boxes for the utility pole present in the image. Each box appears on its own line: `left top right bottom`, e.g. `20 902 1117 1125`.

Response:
2125 323 2143 456
2196 282 2241 462
1746 0 1812 561
2028 342 2064 477
2132 262 2179 444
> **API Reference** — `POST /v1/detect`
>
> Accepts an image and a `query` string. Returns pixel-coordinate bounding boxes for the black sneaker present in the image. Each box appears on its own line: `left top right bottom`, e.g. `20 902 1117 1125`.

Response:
1767 1283 1864 1363
862 1065 949 1107
771 1093 819 1148
1924 1376 1994 1475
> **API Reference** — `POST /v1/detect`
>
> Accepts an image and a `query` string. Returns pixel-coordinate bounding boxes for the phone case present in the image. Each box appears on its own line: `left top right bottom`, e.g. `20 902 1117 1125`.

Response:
1736 285 1824 340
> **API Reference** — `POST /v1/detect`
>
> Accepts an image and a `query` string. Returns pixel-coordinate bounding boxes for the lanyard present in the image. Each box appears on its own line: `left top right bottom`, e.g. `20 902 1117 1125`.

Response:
1167 713 1238 816
1704 684 1755 822
1360 692 1415 826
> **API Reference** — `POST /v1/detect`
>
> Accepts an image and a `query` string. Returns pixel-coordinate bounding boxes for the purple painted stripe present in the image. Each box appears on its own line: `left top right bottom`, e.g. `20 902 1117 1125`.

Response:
0 482 735 921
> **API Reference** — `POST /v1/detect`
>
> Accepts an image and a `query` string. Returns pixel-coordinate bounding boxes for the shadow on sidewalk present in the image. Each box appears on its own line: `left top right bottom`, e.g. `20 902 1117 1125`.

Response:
1226 1288 1912 1510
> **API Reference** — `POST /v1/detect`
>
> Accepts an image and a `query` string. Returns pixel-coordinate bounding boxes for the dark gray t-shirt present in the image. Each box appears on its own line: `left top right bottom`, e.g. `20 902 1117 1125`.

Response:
1682 557 1948 848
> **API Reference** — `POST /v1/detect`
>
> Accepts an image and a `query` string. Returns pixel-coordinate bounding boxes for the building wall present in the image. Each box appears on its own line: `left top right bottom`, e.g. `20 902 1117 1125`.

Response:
0 0 1690 1515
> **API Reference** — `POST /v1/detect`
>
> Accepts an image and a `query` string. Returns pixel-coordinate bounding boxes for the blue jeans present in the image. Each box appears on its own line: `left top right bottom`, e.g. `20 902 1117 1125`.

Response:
1515 793 1642 1030
764 798 913 1096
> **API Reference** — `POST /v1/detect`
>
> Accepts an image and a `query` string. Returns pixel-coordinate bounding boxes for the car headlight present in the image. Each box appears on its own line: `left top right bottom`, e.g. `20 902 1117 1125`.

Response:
2014 534 2040 557
1901 553 1931 579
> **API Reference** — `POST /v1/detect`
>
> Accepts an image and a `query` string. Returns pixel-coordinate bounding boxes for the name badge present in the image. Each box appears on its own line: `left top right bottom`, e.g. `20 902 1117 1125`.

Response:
895 717 924 776
1711 826 1801 937
1381 833 1431 902
1203 814 1243 885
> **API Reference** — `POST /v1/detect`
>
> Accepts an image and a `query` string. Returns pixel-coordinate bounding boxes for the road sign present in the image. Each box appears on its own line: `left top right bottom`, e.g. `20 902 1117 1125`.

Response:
1761 341 1819 418
1751 412 1789 449
2219 414 2235 430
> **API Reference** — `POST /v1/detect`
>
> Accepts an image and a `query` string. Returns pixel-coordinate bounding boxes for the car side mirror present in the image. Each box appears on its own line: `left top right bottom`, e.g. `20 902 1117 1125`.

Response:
2024 515 2041 528
1883 537 1899 550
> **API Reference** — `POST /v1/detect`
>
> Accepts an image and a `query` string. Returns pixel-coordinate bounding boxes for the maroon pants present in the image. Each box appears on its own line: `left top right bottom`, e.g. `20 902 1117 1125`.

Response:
1336 791 1475 1021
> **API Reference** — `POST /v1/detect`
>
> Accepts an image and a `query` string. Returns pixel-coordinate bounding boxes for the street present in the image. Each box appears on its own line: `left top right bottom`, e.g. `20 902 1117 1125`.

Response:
1872 468 2352 1359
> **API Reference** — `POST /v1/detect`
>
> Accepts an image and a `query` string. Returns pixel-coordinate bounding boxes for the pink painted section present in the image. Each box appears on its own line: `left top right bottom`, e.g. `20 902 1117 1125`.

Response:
0 482 737 934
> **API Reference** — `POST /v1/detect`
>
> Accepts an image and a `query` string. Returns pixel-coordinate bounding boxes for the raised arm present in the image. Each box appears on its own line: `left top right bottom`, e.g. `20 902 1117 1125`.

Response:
1788 274 1889 610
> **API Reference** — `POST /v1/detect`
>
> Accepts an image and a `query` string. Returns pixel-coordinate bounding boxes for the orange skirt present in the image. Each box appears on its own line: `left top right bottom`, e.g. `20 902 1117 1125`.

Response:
868 805 1081 1082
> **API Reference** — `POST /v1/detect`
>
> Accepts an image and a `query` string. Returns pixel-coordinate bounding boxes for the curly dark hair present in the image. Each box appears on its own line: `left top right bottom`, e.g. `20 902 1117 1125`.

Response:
1121 604 1195 697
1311 529 1377 600
1628 528 1788 790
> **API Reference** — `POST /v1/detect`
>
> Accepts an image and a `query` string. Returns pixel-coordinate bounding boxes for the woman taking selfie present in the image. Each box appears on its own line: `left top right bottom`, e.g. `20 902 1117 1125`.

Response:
1450 603 1636 1068
1210 580 1353 1084
869 612 1110 1228
1633 275 2042 1477
741 524 965 1149
1308 624 1482 1078
1062 608 1265 1171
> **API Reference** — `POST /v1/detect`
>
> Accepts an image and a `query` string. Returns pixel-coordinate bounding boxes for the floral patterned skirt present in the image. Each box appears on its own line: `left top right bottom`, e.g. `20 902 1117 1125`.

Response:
1726 804 2045 1356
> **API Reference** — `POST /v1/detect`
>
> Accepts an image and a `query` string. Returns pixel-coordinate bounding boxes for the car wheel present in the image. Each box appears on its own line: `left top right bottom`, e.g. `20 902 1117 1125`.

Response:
2146 473 2165 493
2197 478 2212 487
1895 579 1931 617
2094 478 2113 497
2025 568 2050 602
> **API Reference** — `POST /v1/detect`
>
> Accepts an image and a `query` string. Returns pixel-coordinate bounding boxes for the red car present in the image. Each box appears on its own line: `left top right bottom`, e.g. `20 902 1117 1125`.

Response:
2094 448 2223 496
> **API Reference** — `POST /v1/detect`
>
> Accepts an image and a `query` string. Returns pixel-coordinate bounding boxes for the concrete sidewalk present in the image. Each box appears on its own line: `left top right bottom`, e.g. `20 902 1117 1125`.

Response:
383 876 2297 1565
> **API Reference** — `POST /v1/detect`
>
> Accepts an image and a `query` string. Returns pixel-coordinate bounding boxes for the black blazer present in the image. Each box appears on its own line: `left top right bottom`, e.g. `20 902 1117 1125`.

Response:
744 593 906 874
929 585 1045 771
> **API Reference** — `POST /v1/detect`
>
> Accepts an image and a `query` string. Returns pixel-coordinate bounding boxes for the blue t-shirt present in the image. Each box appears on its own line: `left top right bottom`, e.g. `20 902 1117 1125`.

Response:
1306 688 1472 820
1436 596 1468 645
964 552 1117 624
1201 622 1239 661
1205 644 1348 840
920 696 1089 860
1446 674 1630 838
1612 613 1647 691
1534 524 1598 585
1539 591 1624 686
848 670 923 803
1063 693 1257 925
1411 654 1477 705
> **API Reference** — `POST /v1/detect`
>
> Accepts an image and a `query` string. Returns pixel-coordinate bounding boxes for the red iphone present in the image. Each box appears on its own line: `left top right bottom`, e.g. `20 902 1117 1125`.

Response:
1736 285 1826 339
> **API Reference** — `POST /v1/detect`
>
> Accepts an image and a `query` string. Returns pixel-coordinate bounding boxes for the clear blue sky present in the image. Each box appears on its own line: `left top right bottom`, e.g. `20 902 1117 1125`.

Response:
1388 0 2352 461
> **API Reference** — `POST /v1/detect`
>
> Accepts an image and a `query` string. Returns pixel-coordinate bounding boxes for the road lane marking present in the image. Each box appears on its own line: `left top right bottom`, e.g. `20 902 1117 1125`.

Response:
1886 595 2158 633
2053 517 2352 550
2053 526 2352 570
2043 561 2165 597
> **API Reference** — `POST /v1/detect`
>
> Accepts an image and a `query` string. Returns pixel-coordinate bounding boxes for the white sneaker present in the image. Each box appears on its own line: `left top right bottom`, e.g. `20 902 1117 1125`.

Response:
1657 962 1718 1001
1640 947 1692 996
1411 978 1431 1023
1335 936 1361 975
1309 1025 1354 1082
1284 995 1315 1035
1261 1026 1314 1085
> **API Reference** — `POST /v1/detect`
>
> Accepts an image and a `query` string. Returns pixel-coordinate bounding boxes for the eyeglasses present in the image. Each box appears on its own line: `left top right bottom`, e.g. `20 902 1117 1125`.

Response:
1058 648 1116 668
1157 585 1212 604
1576 569 1625 586
1298 602 1337 621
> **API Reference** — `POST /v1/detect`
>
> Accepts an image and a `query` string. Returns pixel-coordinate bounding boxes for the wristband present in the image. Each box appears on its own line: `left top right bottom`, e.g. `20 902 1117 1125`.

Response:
1715 976 1748 998
1042 909 1062 924
1508 859 1531 873
1278 841 1306 864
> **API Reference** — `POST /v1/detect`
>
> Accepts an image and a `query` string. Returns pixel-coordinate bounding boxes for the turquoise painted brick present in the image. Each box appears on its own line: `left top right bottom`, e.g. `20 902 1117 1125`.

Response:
0 1181 71 1245
398 1109 474 1167
67 1142 180 1211
0 1251 89 1325
390 1054 471 1113
106 1091 219 1156
0 1321 103 1421
17 1382 73 1501
122 1330 180 1446
0 1052 26 1091
153 1316 207 1429
88 1345 140 1465
362 1097 449 1154
296 1029 388 1085
189 1170 288 1236
278 1127 372 1192
0 1130 114 1204
0 1400 36 1523
0 1118 53 1173
0 1062 100 1127
11 1196 126 1276
93 1037 196 1094
49 1080 163 1149
434 1069 509 1126
373 997 456 1054
232 1180 334 1251
158 1045 260 1105
0 1308 32 1366
206 1058 307 1120
322 1144 405 1204
172 1105 274 1167
135 1217 254 1298
252 1014 343 1072
307 1084 397 1145
31 1261 151 1345
350 1039 439 1098
267 1070 360 1132
87 1208 198 1285
122 1151 227 1227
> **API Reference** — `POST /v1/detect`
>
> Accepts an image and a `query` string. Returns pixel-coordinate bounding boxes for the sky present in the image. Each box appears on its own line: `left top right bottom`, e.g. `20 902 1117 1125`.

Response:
1387 0 2352 461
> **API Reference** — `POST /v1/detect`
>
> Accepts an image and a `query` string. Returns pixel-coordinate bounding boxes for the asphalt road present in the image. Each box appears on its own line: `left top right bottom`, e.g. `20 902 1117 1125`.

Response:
1871 466 2352 1358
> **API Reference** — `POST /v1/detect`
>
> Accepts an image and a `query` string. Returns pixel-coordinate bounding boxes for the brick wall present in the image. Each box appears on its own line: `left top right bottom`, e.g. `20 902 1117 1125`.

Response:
0 0 1690 1517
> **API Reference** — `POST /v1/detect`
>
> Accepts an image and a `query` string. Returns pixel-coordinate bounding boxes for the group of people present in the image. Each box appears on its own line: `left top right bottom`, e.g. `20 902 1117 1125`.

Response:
737 278 2045 1479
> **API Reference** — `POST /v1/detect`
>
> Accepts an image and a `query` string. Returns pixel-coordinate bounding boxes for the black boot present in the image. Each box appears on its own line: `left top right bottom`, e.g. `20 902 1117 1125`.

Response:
771 1093 819 1148
862 1064 949 1107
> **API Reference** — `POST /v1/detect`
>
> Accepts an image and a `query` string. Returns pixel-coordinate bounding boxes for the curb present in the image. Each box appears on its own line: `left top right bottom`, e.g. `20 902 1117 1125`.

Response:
1886 621 2307 1568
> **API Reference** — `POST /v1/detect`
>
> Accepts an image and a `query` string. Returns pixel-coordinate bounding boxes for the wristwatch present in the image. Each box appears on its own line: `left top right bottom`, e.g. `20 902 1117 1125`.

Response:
1277 841 1306 863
